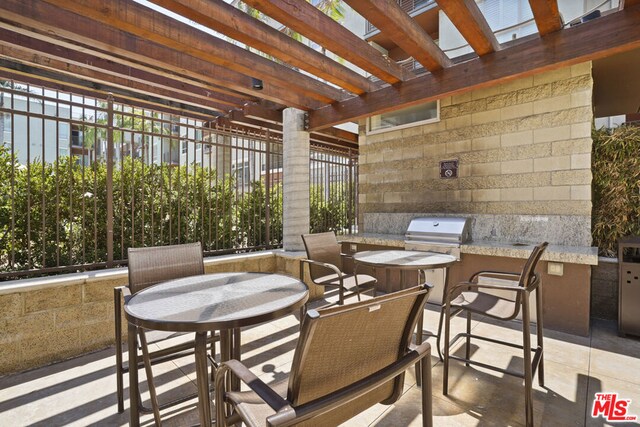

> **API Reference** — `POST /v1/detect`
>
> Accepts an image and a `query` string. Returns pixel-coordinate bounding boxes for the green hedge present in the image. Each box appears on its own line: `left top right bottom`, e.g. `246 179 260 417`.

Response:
592 125 640 257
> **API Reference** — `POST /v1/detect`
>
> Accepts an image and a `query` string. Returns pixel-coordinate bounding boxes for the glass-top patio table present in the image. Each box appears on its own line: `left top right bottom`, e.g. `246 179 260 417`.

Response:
353 250 457 361
125 272 309 427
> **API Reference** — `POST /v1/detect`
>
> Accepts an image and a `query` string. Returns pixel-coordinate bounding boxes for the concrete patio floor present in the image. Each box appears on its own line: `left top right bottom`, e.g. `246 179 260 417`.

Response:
1 290 639 427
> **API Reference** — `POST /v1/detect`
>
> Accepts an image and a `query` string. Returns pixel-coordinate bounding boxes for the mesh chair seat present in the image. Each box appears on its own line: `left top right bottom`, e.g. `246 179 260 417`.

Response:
215 286 434 427
226 379 289 427
451 288 519 320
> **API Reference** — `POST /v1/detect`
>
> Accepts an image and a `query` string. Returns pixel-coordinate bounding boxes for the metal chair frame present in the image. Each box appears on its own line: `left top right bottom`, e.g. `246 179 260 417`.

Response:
215 285 434 427
114 242 217 425
443 242 548 427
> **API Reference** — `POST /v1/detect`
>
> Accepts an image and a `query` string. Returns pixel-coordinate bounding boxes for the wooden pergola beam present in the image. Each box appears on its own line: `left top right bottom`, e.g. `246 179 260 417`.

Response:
41 0 347 104
0 30 244 113
242 0 408 84
344 0 452 72
148 0 376 95
241 103 358 143
436 0 501 55
0 0 321 110
309 5 640 130
528 0 563 35
0 64 218 120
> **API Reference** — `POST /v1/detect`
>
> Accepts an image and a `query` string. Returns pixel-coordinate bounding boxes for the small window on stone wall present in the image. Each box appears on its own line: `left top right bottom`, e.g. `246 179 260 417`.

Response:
366 100 439 134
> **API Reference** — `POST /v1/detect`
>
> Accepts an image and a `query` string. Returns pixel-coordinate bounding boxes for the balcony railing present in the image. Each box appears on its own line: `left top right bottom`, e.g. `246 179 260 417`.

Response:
365 0 435 35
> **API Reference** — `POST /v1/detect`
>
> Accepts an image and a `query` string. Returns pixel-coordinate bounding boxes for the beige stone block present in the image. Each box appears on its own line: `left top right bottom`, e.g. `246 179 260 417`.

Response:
551 170 592 186
55 306 85 329
402 146 423 160
24 285 82 313
472 189 501 202
534 185 571 200
501 103 533 120
533 95 572 114
0 341 22 375
471 162 501 176
440 96 452 107
571 185 592 200
446 139 472 154
502 159 533 174
452 91 472 104
84 279 124 303
500 76 533 93
571 90 592 108
81 321 114 351
424 143 446 158
0 293 22 319
83 301 114 324
383 193 402 203
501 130 533 147
21 327 81 368
571 122 592 139
534 156 571 172
533 125 571 143
472 84 501 100
445 114 472 130
0 312 54 344
472 109 501 125
500 188 533 201
552 138 592 155
571 61 592 77
533 67 572 86
571 153 591 169
472 135 500 151
259 256 276 273
401 125 423 138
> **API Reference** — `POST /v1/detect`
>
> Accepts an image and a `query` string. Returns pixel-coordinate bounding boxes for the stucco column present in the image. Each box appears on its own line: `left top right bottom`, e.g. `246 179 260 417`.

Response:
282 107 310 251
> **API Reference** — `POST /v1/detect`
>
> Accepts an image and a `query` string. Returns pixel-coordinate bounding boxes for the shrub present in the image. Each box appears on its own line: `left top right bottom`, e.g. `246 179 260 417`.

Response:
592 125 640 257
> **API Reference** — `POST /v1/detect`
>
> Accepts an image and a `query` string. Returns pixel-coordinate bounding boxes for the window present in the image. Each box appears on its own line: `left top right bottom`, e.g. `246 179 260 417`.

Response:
366 100 439 134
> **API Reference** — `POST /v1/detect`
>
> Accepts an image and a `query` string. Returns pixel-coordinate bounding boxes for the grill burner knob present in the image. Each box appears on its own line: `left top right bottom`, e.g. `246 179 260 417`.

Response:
433 222 439 226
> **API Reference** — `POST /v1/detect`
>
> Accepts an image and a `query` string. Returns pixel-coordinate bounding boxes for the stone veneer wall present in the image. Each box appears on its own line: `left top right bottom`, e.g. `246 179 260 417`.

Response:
359 62 594 247
0 250 320 376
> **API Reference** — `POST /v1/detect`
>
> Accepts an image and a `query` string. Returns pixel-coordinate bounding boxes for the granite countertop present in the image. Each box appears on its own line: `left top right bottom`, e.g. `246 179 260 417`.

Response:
339 233 599 265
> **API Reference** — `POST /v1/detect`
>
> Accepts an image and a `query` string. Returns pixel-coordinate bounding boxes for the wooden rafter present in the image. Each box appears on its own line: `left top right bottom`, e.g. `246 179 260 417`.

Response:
344 0 452 72
437 0 501 55
0 64 217 120
309 5 640 130
147 0 376 95
528 0 563 35
0 30 244 112
225 111 358 151
39 0 348 104
241 0 408 84
240 103 358 143
0 0 320 110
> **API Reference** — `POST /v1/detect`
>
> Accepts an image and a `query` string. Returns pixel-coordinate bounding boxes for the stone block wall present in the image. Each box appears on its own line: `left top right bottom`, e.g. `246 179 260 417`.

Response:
359 62 594 246
0 250 322 376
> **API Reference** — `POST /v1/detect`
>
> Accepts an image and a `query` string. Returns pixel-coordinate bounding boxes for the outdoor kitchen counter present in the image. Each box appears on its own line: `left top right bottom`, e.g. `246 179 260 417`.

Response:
339 234 598 265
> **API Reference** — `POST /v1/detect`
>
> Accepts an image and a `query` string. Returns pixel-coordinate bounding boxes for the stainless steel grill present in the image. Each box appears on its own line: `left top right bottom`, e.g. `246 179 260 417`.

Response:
404 216 472 304
404 217 472 260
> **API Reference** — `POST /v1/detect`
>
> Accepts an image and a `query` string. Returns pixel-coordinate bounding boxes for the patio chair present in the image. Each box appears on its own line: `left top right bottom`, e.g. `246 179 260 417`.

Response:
215 285 434 427
300 231 376 305
442 242 548 427
114 242 215 422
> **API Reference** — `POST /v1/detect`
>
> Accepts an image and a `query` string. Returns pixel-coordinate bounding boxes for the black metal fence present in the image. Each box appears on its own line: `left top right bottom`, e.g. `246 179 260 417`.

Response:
0 79 357 279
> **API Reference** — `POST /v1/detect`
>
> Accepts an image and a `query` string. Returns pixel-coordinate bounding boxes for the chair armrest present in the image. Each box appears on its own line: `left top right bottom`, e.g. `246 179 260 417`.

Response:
446 273 540 300
300 259 342 277
215 359 291 419
469 271 521 282
267 342 431 427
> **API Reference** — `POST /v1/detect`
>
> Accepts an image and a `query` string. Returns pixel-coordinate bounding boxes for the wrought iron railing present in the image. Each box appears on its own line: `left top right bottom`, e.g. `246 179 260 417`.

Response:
0 78 357 279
